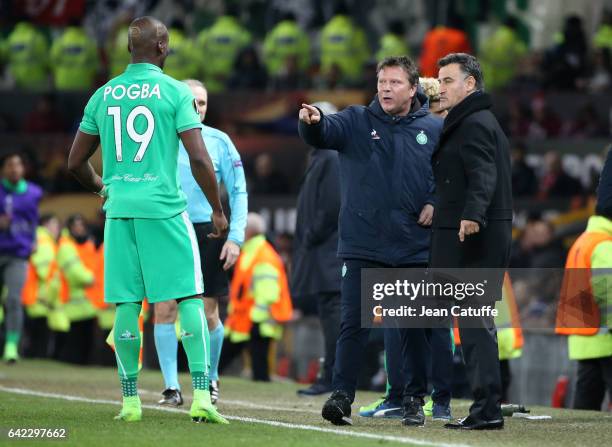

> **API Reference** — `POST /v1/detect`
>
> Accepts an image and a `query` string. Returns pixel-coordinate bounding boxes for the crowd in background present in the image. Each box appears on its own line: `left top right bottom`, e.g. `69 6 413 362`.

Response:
0 0 612 94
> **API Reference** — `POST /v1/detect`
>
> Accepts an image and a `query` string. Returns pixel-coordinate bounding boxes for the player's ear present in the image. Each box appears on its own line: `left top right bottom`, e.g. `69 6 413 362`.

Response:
158 40 168 55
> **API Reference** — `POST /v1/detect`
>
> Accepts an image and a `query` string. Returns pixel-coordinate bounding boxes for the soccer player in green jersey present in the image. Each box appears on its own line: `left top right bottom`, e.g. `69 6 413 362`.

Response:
67 16 229 424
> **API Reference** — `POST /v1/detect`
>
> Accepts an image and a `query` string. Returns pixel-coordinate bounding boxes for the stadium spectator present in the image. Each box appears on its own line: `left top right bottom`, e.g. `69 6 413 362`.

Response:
22 94 66 134
432 53 512 430
538 151 584 199
22 213 61 359
221 212 293 382
542 15 589 90
50 18 99 91
564 102 608 138
106 23 131 79
292 101 341 396
419 17 472 78
319 3 370 87
273 232 294 276
375 20 409 62
593 9 612 51
5 22 49 90
511 141 538 197
506 100 531 138
154 78 248 407
479 17 528 91
555 148 612 411
509 51 545 93
0 151 43 363
162 20 200 81
54 214 96 365
262 12 310 89
299 56 444 427
526 95 562 139
510 218 566 269
228 46 269 90
196 5 252 92
250 153 289 195
586 48 612 93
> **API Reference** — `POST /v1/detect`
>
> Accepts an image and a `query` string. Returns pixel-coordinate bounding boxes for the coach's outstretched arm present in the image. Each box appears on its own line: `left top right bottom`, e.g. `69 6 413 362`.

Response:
298 103 351 151
180 128 228 239
67 131 104 194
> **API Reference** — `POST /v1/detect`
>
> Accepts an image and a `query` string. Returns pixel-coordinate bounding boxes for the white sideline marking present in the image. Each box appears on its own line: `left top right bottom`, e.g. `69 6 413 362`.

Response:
0 386 471 447
139 389 320 414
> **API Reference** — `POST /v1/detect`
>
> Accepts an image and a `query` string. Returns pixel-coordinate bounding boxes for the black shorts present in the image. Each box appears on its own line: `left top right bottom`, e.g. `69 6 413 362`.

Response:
193 222 230 298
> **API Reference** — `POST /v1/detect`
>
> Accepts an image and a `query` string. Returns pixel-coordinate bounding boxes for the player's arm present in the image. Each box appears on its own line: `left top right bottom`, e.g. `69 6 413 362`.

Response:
180 128 228 238
67 131 104 194
221 137 248 246
298 104 352 151
217 138 248 270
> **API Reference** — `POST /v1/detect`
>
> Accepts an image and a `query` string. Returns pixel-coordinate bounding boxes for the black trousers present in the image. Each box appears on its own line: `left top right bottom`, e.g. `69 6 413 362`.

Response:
317 291 341 386
500 359 511 403
53 318 96 365
573 356 612 410
457 316 503 421
219 325 271 382
23 316 51 358
430 224 510 421
332 258 432 402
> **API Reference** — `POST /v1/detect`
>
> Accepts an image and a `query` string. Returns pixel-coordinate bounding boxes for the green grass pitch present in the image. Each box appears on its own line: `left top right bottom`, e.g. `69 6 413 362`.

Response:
0 360 610 446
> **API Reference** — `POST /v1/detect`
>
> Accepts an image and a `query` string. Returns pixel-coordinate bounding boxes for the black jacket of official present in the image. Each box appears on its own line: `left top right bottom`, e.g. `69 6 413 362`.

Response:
299 93 442 266
430 90 513 269
430 89 513 424
291 149 342 297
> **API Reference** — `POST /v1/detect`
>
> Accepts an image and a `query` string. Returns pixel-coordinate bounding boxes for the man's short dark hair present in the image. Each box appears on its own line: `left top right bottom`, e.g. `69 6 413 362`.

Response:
376 56 419 86
39 213 57 227
0 150 24 169
437 53 484 90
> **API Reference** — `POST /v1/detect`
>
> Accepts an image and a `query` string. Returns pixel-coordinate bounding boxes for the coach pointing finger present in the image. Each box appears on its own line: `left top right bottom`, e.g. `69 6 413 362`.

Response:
299 103 321 124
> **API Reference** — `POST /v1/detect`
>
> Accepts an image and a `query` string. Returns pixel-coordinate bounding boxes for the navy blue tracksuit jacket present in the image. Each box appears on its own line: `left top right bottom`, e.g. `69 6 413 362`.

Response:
299 92 442 265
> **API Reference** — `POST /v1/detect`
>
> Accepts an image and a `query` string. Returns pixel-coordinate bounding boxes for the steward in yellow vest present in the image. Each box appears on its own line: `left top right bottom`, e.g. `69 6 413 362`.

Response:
55 215 97 364
556 150 612 410
21 215 65 358
50 22 98 91
222 213 292 381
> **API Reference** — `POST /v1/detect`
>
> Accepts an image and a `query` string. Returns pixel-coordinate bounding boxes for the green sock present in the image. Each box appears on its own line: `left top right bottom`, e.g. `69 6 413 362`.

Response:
114 302 142 397
6 331 20 346
120 378 138 397
178 298 210 391
192 371 207 390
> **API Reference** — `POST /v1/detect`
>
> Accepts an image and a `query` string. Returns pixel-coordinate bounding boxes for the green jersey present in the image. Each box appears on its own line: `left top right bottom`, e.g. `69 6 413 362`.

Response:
79 63 201 218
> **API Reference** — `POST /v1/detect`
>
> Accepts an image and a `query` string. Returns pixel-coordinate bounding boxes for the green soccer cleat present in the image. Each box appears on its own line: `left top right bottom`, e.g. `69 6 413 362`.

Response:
190 389 229 424
424 399 433 417
114 396 142 422
2 343 19 364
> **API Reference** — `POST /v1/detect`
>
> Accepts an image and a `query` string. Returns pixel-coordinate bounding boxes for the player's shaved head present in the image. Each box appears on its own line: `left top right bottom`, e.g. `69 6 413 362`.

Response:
128 16 169 67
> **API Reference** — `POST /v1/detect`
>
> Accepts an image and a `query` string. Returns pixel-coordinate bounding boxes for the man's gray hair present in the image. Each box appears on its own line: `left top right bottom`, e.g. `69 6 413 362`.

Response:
247 212 267 235
183 79 206 90
437 53 484 90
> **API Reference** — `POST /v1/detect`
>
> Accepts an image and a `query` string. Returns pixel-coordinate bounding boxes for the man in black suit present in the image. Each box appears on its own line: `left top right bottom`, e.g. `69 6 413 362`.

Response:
432 53 513 430
292 102 342 396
